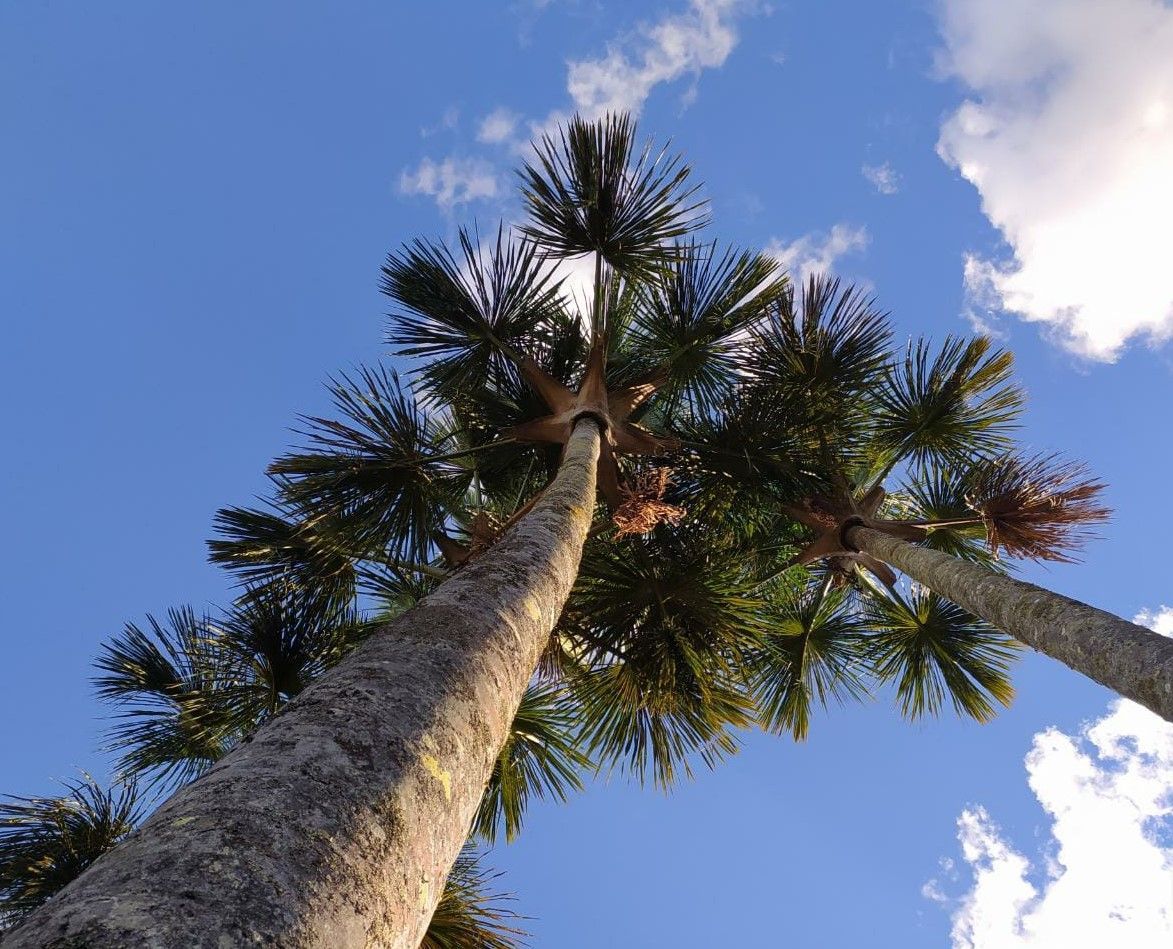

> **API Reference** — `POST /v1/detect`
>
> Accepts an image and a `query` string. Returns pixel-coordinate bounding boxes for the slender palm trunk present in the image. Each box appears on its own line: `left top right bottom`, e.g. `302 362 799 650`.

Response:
7 421 602 949
846 525 1173 722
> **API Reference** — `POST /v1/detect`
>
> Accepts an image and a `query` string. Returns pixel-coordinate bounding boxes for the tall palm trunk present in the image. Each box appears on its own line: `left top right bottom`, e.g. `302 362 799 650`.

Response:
6 421 602 949
846 525 1173 722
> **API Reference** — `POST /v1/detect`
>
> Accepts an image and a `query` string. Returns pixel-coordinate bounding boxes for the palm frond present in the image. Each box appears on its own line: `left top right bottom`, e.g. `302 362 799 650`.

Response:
864 589 1020 722
747 581 870 740
566 532 760 787
421 844 528 949
750 274 892 417
269 365 464 561
627 242 788 413
473 682 591 843
965 452 1110 562
383 225 567 398
518 113 706 277
0 778 142 925
872 336 1023 468
208 502 359 604
92 609 242 787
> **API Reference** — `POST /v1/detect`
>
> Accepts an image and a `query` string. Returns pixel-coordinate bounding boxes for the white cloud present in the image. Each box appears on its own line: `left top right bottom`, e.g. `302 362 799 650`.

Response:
477 108 520 145
764 224 870 284
398 157 499 211
862 161 900 195
1134 606 1173 638
566 0 751 118
936 0 1173 361
927 608 1173 948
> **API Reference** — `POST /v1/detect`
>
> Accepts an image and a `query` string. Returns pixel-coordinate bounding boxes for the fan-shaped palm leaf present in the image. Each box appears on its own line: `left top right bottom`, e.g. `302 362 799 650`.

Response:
270 365 464 561
383 225 568 400
747 580 869 740
518 113 706 279
93 609 242 787
0 778 142 925
872 336 1023 468
473 682 592 843
864 589 1019 722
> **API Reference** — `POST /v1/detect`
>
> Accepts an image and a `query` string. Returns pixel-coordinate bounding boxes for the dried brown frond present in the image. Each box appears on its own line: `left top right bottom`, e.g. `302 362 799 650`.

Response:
466 511 502 555
965 453 1110 562
612 468 686 537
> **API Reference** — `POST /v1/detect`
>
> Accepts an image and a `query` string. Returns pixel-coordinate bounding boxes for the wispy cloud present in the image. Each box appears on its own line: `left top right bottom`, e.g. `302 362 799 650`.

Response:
477 108 520 145
862 161 900 195
764 224 870 284
926 606 1173 947
566 0 749 118
937 0 1173 361
398 157 499 212
401 0 764 213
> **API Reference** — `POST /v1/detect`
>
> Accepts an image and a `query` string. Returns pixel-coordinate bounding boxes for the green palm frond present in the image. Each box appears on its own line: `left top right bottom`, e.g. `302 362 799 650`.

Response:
93 609 242 787
898 467 1006 568
382 225 567 399
864 589 1020 722
627 242 787 414
872 336 1023 468
473 682 592 843
269 365 464 561
421 845 527 949
566 532 760 787
207 502 359 604
0 778 142 925
751 274 892 418
216 587 361 718
747 581 870 740
518 113 706 278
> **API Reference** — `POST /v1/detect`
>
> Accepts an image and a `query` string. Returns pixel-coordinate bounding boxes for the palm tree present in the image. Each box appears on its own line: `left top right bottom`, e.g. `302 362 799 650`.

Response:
4 114 792 948
697 275 1173 723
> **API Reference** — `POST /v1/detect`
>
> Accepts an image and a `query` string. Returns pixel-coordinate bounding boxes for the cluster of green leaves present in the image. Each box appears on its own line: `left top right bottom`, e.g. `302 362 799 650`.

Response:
2 112 1109 943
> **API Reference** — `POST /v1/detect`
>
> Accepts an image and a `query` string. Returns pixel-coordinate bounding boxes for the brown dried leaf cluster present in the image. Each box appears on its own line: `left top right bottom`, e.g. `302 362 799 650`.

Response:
966 454 1110 562
612 468 686 537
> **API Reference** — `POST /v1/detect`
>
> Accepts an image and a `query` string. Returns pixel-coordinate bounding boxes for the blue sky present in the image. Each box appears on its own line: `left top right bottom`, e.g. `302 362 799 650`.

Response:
2 1 1172 945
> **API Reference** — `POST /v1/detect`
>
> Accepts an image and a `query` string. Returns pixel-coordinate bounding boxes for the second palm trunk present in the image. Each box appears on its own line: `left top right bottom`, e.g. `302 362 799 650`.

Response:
846 524 1173 722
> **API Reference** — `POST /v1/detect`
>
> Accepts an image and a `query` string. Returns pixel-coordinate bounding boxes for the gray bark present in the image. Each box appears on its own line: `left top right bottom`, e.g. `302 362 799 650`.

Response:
847 525 1173 722
6 421 602 949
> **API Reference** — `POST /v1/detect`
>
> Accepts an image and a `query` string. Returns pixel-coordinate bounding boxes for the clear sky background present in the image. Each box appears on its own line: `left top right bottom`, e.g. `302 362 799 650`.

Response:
2 1 1172 946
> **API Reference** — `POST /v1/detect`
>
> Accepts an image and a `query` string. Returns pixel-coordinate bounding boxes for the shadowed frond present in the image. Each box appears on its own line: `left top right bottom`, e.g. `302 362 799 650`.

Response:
965 453 1110 562
566 533 760 787
269 365 463 561
382 225 567 399
864 590 1020 722
0 778 142 925
750 274 892 416
93 609 242 787
519 113 706 277
421 845 528 949
473 682 592 843
208 503 358 604
872 336 1023 467
627 242 788 412
747 582 869 740
215 587 362 719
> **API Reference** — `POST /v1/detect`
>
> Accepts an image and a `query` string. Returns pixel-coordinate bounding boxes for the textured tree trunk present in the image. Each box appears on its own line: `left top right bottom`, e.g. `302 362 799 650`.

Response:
846 525 1173 722
6 421 602 949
